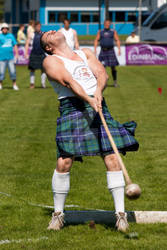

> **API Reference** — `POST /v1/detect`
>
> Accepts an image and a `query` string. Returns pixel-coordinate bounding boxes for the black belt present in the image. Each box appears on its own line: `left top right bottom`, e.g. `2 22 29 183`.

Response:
101 47 113 51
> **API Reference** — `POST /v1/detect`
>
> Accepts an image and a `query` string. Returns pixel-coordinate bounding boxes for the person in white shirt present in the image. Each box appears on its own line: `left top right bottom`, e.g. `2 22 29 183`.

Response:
27 20 35 47
58 19 79 50
40 30 139 232
126 32 140 43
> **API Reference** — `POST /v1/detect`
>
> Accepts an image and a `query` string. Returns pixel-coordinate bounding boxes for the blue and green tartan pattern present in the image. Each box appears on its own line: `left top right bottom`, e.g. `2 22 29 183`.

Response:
56 97 139 158
99 48 119 67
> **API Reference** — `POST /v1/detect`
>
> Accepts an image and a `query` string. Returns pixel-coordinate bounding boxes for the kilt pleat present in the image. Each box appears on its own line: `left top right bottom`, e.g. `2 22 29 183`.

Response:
99 48 119 67
56 97 139 159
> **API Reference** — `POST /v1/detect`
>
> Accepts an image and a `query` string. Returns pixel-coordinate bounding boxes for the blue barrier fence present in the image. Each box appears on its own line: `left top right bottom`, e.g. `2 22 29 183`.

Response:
41 23 134 35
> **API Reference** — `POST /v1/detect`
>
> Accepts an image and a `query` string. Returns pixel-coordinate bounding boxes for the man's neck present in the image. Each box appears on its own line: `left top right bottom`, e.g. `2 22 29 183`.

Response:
53 45 72 56
53 47 81 61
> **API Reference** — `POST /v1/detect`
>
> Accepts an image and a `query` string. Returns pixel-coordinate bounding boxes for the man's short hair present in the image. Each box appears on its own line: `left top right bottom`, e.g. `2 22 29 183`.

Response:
104 19 111 22
40 33 47 51
40 33 52 55
35 21 41 26
63 19 71 24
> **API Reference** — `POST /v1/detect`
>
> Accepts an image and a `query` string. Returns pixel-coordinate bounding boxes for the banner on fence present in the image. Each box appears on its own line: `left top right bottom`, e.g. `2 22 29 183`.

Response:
15 45 31 65
15 44 167 66
126 44 167 65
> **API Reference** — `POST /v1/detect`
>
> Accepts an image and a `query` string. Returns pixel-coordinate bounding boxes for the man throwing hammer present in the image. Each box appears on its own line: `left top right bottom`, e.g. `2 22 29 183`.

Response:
40 30 139 232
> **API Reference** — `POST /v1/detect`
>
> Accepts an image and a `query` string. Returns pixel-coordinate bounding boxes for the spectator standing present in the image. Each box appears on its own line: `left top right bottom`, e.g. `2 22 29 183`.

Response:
25 21 46 89
126 32 140 43
0 23 19 90
17 24 27 44
58 19 79 50
27 20 35 47
94 19 121 87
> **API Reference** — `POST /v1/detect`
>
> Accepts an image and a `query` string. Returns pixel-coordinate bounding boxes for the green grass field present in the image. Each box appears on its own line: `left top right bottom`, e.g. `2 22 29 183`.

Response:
0 65 167 249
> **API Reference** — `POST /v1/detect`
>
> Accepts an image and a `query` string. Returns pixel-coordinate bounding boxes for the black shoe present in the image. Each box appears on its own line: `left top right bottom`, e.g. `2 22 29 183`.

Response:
110 84 120 87
114 83 120 87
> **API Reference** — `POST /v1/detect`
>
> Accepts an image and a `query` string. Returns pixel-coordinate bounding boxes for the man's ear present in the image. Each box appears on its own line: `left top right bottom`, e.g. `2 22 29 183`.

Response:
46 45 53 54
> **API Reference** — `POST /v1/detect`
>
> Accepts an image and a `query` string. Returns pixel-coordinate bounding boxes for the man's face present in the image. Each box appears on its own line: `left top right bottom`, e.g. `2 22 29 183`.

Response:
35 24 41 32
64 20 70 29
42 30 65 54
42 30 56 46
104 21 111 29
2 28 9 34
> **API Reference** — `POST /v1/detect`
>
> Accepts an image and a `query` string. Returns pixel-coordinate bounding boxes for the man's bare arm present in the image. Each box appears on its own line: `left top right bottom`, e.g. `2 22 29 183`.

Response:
82 48 108 91
24 35 31 58
82 48 108 108
114 30 121 56
73 30 79 50
43 56 98 111
94 31 100 54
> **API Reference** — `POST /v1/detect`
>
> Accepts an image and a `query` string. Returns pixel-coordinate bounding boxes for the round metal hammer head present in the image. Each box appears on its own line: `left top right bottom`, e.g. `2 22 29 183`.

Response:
125 183 141 199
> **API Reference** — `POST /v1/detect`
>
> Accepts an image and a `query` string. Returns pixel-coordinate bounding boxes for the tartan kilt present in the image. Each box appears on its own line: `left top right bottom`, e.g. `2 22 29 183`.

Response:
28 53 46 70
56 97 139 159
99 48 119 67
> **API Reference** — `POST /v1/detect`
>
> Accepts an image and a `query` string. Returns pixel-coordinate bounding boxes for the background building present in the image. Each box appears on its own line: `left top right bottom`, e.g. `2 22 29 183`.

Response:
3 0 167 35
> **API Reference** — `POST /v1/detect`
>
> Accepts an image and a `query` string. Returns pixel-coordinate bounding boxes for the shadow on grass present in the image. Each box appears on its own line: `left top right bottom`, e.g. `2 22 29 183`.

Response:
28 86 48 89
43 208 136 226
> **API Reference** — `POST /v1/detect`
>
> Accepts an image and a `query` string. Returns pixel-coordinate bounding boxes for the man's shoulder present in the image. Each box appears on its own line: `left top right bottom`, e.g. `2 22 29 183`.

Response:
43 55 53 68
135 35 139 39
43 55 62 65
70 28 76 33
125 36 132 42
43 55 65 77
43 55 54 63
109 29 115 34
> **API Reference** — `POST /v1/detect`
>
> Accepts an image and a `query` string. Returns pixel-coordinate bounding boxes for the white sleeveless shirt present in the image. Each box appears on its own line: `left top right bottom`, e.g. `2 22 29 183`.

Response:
59 28 75 50
50 50 97 99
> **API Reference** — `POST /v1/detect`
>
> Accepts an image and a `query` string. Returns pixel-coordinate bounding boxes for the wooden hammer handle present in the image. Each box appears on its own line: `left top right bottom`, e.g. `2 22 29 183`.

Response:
98 108 132 185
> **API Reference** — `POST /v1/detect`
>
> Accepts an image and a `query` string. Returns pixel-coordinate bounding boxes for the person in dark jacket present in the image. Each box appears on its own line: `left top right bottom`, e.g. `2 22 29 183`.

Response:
25 21 46 89
94 19 121 87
